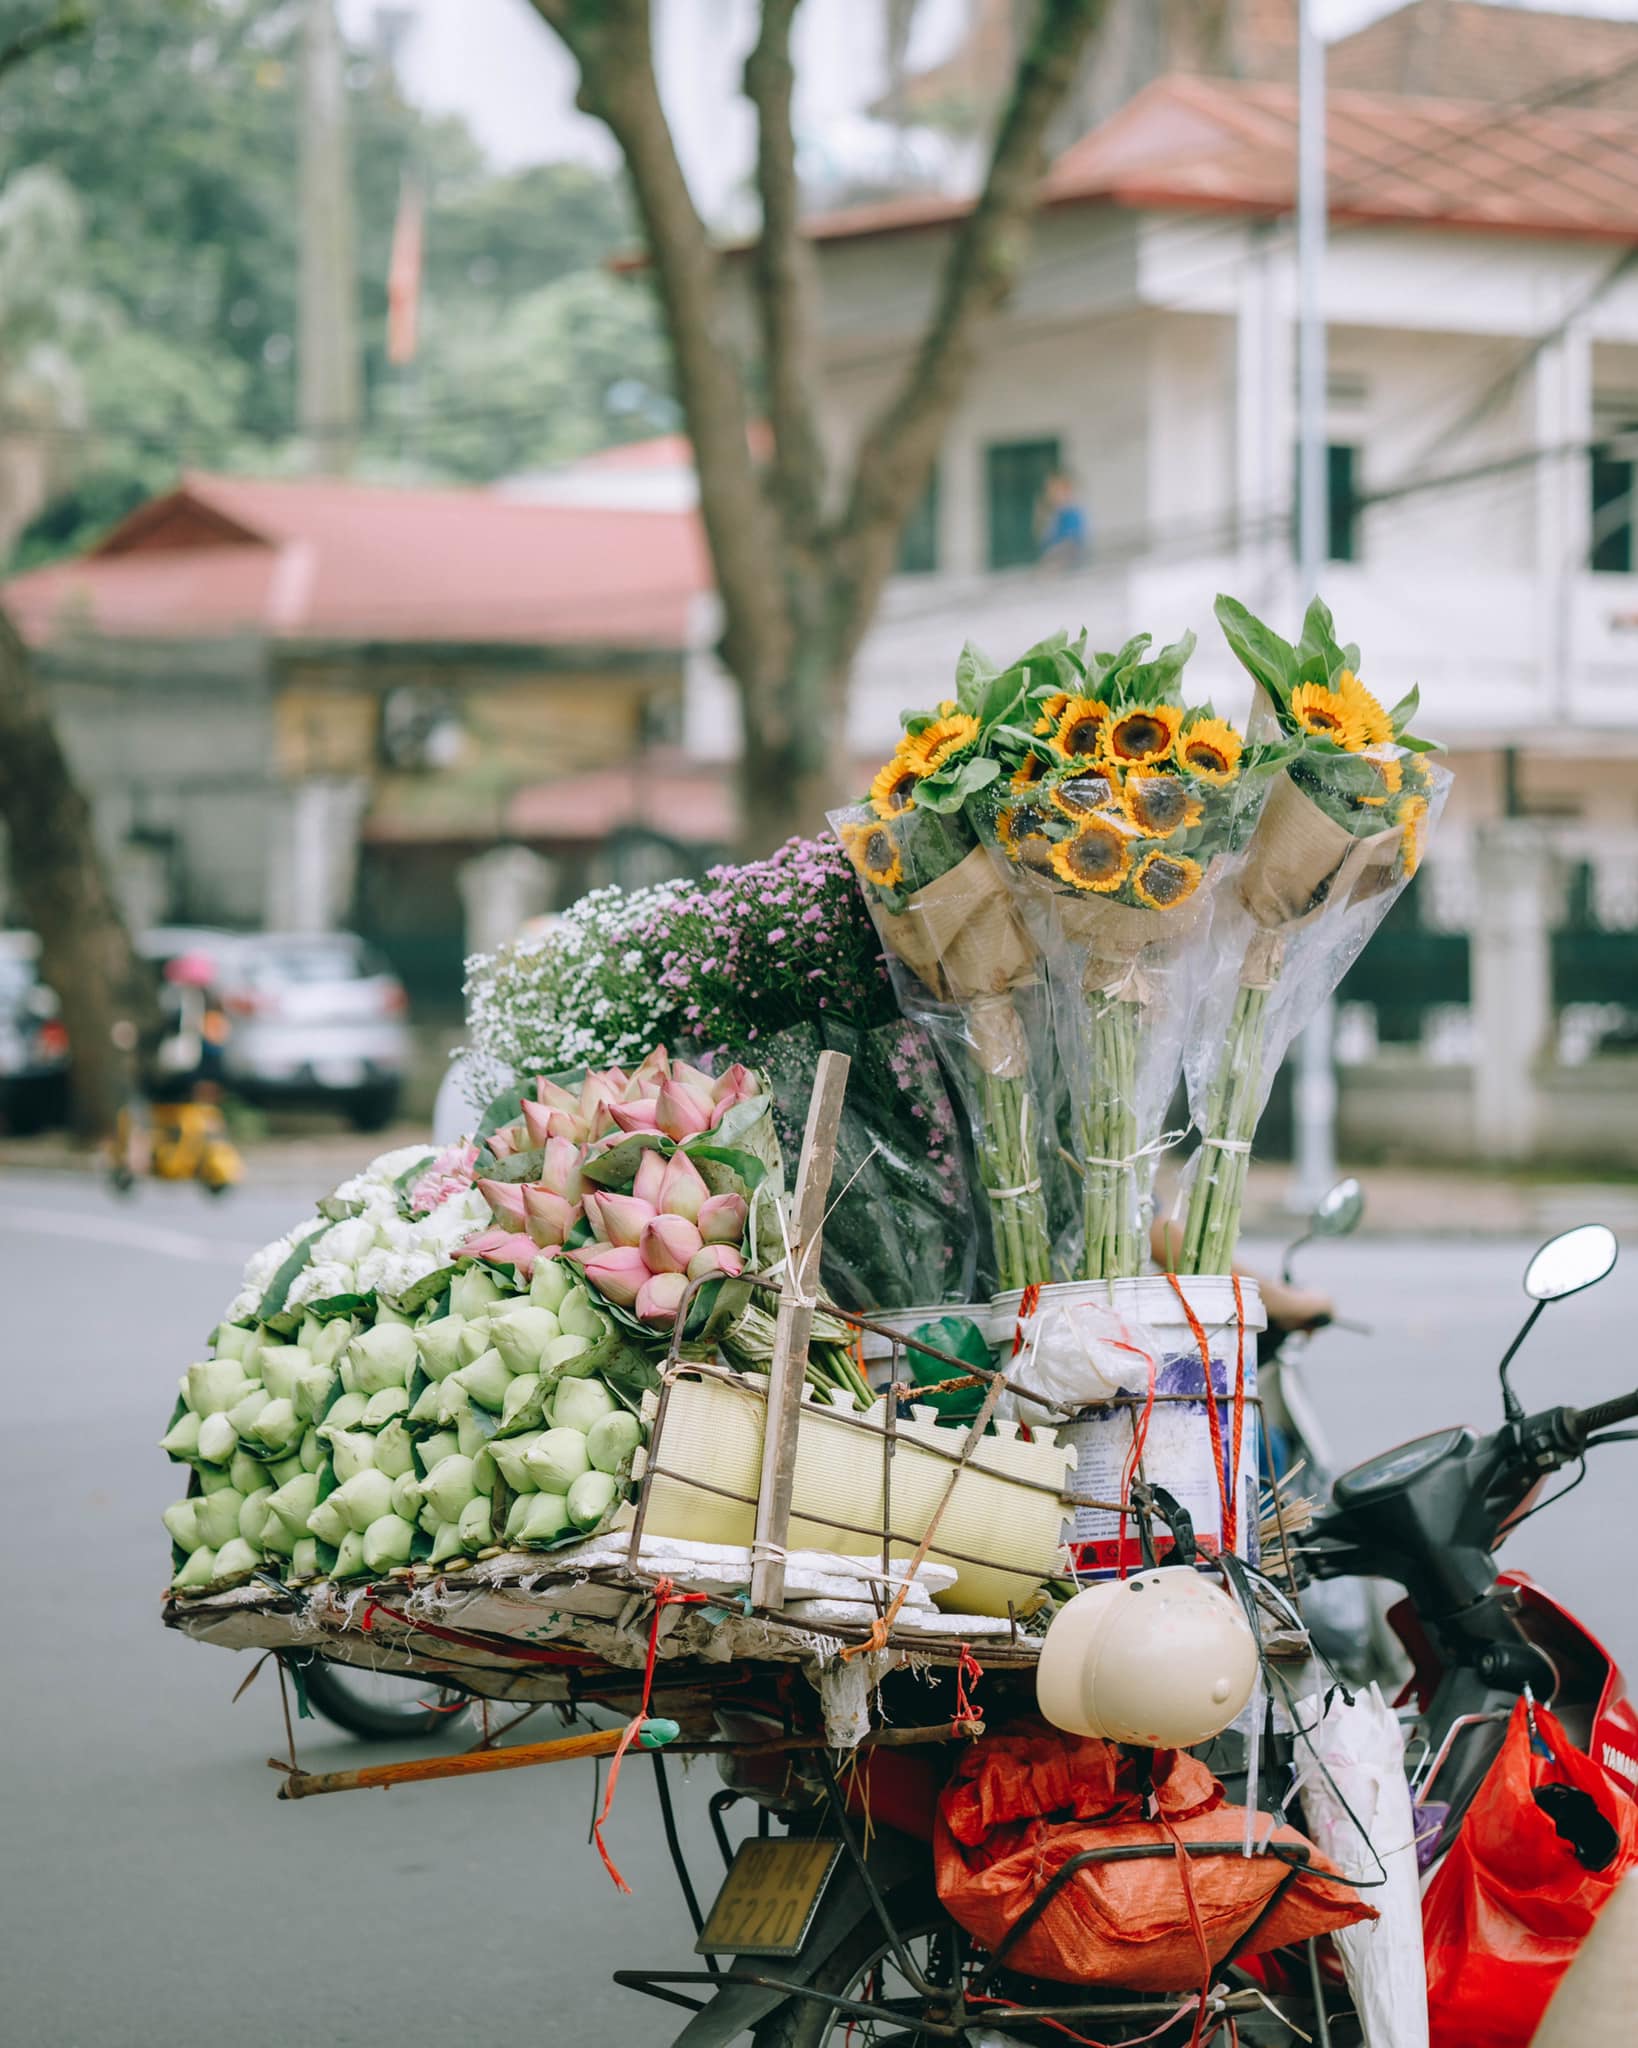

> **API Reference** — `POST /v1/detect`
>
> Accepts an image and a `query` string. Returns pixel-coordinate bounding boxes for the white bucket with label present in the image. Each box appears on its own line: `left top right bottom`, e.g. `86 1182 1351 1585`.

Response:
990 1275 1264 1578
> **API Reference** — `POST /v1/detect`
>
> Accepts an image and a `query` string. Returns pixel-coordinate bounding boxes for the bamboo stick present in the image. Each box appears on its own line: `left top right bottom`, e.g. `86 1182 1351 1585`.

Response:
273 1718 680 1800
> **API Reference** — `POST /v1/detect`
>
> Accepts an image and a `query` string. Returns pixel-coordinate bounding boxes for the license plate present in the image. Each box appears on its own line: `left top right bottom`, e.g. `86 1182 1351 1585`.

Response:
696 1838 842 1956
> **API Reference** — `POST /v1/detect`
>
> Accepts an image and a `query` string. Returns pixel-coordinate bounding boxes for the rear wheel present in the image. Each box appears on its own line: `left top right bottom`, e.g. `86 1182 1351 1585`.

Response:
299 1658 467 1742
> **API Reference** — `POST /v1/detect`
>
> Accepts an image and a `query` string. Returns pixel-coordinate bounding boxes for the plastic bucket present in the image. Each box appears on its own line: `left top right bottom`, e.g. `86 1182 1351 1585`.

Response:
990 1275 1265 1578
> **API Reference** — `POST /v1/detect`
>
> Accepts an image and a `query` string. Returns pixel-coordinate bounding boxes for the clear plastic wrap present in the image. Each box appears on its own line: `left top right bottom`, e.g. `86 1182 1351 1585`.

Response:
831 801 1057 1291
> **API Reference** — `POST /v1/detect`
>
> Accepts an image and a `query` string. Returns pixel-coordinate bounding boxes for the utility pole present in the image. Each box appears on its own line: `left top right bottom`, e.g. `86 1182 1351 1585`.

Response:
299 0 361 473
1290 0 1337 1209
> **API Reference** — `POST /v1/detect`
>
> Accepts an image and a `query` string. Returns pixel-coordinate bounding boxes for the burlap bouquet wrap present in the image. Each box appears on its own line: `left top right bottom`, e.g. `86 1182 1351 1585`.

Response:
1235 772 1404 986
874 847 1036 1078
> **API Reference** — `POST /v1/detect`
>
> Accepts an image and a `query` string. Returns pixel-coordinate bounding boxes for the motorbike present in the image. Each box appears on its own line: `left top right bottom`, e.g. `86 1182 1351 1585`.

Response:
624 1220 1633 2046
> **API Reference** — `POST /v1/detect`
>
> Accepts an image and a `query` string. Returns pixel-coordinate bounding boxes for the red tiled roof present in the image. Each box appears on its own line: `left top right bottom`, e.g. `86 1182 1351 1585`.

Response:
790 73 1638 247
5 472 709 651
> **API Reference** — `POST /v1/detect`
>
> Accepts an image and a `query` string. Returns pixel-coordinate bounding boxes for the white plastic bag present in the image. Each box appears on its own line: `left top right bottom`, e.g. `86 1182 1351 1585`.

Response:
1294 1683 1427 2048
1005 1289 1162 1427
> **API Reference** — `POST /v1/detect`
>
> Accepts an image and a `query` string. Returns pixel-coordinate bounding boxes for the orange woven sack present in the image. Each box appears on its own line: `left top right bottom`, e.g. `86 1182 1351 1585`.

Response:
934 1723 1376 1992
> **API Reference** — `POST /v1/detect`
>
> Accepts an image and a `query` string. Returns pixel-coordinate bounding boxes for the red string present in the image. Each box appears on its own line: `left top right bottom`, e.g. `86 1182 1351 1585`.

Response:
1157 1811 1216 2048
1010 1282 1042 1360
1117 1345 1158 1580
592 1575 707 1892
1165 1274 1234 1554
953 1643 983 1726
357 1597 604 1668
1228 1275 1248 1556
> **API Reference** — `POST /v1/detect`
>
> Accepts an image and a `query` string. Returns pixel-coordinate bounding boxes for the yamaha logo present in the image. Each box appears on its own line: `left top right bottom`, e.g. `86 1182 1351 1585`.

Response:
1600 1742 1638 1787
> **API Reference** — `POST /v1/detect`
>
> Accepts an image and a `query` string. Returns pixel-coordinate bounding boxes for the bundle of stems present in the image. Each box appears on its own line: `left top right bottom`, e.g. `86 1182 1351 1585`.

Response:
1178 980 1270 1273
1080 991 1142 1280
975 1057 1053 1291
719 1299 876 1410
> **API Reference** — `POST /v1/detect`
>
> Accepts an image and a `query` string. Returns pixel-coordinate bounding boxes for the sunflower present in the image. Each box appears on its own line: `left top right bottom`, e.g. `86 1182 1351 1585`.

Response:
1051 696 1112 761
997 801 1051 859
1105 703 1184 767
1131 849 1203 911
1050 816 1135 894
910 711 981 774
1178 716 1243 785
869 750 922 819
1336 669 1393 747
1010 753 1049 794
1289 681 1364 750
1395 793 1429 877
1034 689 1072 737
1122 771 1203 838
1356 744 1403 809
840 818 904 889
1050 771 1116 822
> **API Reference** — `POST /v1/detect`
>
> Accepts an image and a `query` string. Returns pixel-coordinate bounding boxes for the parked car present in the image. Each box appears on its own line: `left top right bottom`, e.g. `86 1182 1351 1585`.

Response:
0 932 69 1135
139 928 411 1131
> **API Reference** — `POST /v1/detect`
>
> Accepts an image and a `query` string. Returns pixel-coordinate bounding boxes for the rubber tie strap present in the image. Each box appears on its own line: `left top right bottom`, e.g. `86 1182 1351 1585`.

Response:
1202 1136 1252 1155
984 1177 1044 1201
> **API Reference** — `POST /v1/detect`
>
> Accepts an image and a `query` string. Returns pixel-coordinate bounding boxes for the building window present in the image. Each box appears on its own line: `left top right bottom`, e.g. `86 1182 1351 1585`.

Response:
1590 430 1636 574
1292 442 1360 563
897 465 940 575
986 436 1061 570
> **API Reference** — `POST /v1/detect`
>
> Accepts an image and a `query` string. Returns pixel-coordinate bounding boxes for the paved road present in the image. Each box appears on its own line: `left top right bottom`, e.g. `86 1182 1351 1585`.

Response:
3 1173 1635 2046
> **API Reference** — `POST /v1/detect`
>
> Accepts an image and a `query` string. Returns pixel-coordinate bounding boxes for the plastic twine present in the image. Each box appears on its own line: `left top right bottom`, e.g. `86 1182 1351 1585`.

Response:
1164 1274 1235 1554
592 1575 707 1892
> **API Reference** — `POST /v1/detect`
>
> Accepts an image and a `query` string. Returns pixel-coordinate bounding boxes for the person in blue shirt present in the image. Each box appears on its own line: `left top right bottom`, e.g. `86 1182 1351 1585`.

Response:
1036 468 1089 567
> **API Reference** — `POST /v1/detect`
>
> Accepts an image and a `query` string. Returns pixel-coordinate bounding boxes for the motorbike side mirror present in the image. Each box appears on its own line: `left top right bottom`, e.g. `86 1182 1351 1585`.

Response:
1311 1177 1365 1240
1499 1224 1620 1421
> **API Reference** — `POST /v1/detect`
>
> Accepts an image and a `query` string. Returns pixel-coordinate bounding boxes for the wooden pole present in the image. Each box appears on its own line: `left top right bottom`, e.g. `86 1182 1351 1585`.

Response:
750 1048 849 1610
274 1717 678 1800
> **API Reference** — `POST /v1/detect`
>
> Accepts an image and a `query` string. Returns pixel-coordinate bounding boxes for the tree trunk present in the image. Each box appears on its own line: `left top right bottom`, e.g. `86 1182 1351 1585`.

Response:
0 604 147 1141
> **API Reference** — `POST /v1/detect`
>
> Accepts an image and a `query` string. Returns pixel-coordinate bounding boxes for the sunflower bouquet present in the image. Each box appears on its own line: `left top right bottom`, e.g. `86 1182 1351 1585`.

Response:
967 630 1261 1280
830 681 1057 1292
1175 594 1452 1274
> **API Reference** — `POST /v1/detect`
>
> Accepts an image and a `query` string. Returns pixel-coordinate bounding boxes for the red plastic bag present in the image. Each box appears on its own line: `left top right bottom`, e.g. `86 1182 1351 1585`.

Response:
1424 1695 1638 2048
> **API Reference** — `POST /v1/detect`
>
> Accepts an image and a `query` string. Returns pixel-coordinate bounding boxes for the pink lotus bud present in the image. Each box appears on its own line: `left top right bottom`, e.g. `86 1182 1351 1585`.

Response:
657 1150 709 1223
581 1071 622 1120
460 1227 539 1279
521 1097 555 1147
697 1191 748 1246
687 1244 745 1284
610 1098 661 1135
487 1123 523 1160
627 1046 670 1097
634 1270 689 1327
538 1136 584 1202
523 1184 578 1247
632 1147 668 1206
477 1177 529 1230
568 1243 651 1309
670 1059 717 1107
657 1080 711 1141
546 1107 587 1144
641 1213 702 1274
533 1077 579 1114
711 1062 757 1108
583 1190 655 1248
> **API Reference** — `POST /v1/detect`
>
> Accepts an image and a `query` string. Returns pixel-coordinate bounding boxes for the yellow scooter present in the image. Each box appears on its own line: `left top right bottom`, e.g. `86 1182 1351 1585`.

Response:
109 954 244 1195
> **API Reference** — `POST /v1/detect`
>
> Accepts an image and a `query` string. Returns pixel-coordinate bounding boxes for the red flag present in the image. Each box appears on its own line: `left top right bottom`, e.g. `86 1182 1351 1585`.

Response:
387 175 423 367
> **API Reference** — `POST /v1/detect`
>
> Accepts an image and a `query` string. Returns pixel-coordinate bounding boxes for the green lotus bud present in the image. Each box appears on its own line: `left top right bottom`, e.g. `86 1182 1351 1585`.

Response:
375 1301 413 1326
500 1372 542 1431
225 1384 270 1434
390 1473 423 1521
523 1428 590 1496
160 1411 202 1461
292 1362 339 1423
362 1513 416 1573
454 1347 512 1413
587 1410 643 1477
489 1433 541 1493
451 1268 504 1317
406 1379 444 1427
427 1521 465 1565
327 1428 377 1483
266 1472 321 1537
455 1411 490 1459
259 1511 295 1557
489 1305 559 1375
306 1495 349 1548
504 1491 534 1541
299 1428 325 1474
338 1354 359 1395
421 1454 478 1524
349 1322 419 1393
211 1323 258 1362
185 1358 251 1417
173 1545 217 1591
566 1469 619 1531
530 1260 573 1313
333 1528 367 1577
514 1493 571 1545
435 1376 473 1427
456 1494 494 1552
552 1378 617 1436
229 1448 265 1495
416 1429 459 1476
373 1419 415 1481
258 1346 311 1404
289 1537 319 1579
415 1317 467 1381
198 1464 236 1495
329 1468 394 1534
162 1499 202 1551
319 1390 370 1436
418 1501 441 1536
458 1318 496 1367
197 1412 239 1466
268 1454 305 1488
251 1398 301 1456
212 1536 258 1582
309 1318 355 1370
558 1289 607 1343
195 1487 246 1549
472 1445 496 1493
544 1334 594 1380
361 1385 410 1429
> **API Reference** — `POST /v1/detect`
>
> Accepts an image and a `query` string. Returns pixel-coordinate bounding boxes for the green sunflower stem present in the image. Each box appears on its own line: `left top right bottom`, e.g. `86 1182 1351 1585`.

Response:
1078 990 1145 1280
1181 979 1271 1274
973 1056 1050 1293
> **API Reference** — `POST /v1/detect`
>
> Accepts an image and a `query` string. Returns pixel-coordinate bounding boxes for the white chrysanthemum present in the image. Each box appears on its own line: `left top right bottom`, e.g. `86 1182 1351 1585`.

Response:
373 1214 420 1254
241 1218 323 1292
313 1217 378 1267
286 1259 358 1308
364 1144 435 1183
357 1247 438 1299
416 1186 490 1256
225 1284 260 1323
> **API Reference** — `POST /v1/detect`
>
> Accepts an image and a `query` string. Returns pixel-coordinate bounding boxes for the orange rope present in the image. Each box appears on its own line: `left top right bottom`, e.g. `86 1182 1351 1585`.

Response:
591 1576 706 1891
1164 1274 1236 1553
1228 1275 1248 1554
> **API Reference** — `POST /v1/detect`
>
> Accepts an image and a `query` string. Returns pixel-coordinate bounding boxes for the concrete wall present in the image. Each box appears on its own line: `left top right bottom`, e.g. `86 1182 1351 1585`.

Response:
1339 1055 1638 1171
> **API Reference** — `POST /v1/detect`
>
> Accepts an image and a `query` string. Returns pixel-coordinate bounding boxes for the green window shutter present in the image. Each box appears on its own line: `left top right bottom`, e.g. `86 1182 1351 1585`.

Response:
986 437 1061 570
897 465 940 575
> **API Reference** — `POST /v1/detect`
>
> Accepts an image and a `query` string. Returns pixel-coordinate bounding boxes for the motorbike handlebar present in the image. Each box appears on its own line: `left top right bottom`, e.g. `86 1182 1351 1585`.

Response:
1571 1387 1638 1439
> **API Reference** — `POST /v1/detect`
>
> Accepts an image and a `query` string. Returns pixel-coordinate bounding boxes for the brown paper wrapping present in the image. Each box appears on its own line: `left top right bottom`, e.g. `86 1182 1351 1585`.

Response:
1234 771 1404 988
967 991 1030 1079
875 846 1035 1003
1046 856 1220 997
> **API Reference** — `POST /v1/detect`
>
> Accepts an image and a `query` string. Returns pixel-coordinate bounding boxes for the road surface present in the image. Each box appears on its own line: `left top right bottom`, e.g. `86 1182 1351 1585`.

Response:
3 1171 1634 2045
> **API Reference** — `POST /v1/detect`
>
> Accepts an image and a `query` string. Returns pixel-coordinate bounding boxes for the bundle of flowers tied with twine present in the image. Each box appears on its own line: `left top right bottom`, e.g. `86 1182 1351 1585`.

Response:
1177 595 1451 1273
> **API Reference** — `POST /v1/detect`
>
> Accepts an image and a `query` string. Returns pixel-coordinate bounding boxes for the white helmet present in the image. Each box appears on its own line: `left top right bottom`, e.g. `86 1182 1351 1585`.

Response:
1036 1568 1259 1749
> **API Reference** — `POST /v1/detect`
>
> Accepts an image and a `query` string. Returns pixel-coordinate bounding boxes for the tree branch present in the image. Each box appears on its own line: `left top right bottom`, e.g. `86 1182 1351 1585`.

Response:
828 0 1108 665
529 0 792 699
0 7 86 84
744 0 825 545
